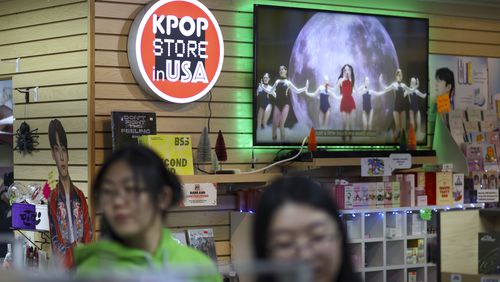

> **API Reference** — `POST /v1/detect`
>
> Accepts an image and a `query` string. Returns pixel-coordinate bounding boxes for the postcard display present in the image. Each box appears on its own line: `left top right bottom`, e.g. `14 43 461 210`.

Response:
431 56 500 204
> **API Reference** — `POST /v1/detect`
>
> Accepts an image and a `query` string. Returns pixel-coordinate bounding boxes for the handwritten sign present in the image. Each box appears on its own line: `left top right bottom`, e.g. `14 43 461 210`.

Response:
477 188 499 203
389 153 412 169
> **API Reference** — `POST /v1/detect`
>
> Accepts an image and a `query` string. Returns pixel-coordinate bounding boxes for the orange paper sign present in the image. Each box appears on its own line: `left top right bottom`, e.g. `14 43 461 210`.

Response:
436 93 451 113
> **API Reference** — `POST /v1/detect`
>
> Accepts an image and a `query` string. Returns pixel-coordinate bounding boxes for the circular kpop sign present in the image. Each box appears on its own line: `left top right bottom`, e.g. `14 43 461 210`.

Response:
128 0 224 103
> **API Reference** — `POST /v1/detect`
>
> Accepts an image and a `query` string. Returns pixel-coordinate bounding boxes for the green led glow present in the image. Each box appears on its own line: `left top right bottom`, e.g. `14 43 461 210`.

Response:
228 42 252 57
227 0 428 150
232 88 252 103
232 103 252 119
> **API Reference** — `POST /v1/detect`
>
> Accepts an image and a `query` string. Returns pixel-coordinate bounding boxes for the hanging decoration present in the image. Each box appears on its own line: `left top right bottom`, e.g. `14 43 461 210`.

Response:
14 121 39 154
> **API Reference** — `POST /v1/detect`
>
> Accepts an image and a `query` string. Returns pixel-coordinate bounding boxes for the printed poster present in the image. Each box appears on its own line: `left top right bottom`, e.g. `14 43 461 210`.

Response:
138 134 194 175
181 183 217 207
488 58 500 116
429 55 489 128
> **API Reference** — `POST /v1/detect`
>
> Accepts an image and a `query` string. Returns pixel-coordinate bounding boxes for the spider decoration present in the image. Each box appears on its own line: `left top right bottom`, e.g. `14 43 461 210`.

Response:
14 121 39 154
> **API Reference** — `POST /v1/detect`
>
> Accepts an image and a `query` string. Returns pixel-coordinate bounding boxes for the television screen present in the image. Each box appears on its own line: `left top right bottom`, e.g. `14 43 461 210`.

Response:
254 5 429 146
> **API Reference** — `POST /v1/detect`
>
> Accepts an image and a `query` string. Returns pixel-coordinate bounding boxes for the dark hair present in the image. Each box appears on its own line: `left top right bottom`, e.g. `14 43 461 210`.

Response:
435 67 455 98
93 145 183 239
48 119 68 149
253 176 359 282
338 64 355 96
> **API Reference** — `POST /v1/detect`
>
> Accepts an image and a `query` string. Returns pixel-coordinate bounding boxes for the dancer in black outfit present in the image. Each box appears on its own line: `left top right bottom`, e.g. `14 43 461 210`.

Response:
256 73 273 129
357 77 383 132
263 66 308 142
378 69 416 141
406 77 427 134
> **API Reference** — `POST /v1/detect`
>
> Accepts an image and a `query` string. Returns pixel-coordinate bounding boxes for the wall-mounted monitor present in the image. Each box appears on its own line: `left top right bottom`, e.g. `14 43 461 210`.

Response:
253 5 429 147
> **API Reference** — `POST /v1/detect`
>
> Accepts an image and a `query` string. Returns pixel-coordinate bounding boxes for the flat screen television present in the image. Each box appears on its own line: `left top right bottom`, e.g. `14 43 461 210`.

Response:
253 5 429 147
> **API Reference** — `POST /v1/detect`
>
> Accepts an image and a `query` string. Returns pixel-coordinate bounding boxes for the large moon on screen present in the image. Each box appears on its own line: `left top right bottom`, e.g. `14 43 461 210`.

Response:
289 13 399 131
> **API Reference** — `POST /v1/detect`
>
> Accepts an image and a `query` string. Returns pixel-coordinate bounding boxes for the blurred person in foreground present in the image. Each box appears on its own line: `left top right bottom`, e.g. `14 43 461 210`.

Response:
74 146 220 281
253 176 360 282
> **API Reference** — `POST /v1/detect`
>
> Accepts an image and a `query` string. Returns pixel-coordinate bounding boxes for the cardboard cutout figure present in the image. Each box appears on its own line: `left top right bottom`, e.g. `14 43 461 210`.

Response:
47 119 92 269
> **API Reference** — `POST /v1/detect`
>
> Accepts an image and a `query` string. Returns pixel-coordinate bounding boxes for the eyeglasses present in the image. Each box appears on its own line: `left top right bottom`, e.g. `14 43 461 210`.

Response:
99 186 147 203
268 232 340 257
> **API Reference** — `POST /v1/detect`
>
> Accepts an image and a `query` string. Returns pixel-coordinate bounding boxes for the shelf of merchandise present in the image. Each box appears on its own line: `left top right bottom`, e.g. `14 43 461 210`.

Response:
180 172 282 184
342 205 475 282
285 152 437 168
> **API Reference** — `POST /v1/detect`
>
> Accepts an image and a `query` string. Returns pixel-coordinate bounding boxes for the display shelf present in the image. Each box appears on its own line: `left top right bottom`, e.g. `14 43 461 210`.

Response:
407 212 426 236
387 269 405 282
386 237 406 241
365 242 384 268
386 240 405 266
364 266 386 272
407 266 426 282
386 211 404 239
340 205 484 282
385 265 406 270
365 270 384 282
344 213 362 240
180 172 281 184
427 265 438 282
349 242 363 271
406 263 427 268
364 238 384 242
364 212 384 239
406 235 426 240
340 203 482 214
286 153 437 168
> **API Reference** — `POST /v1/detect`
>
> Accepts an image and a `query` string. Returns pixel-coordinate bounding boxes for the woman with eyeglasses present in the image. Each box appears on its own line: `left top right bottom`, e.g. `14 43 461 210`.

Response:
253 176 360 282
74 146 220 281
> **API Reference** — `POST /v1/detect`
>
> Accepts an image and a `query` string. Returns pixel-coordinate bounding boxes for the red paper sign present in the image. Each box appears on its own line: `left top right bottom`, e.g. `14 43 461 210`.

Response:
128 0 224 103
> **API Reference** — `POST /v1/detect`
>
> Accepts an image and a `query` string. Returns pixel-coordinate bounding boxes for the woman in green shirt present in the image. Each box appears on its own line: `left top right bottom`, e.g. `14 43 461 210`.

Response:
74 146 220 281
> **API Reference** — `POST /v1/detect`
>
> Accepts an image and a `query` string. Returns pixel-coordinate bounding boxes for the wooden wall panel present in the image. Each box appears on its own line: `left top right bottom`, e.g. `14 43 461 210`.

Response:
94 83 252 102
0 2 87 31
13 117 88 133
14 150 88 166
0 35 88 60
0 51 88 76
0 0 83 16
0 18 87 46
0 0 90 208
91 0 500 265
13 100 88 119
12 85 88 104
